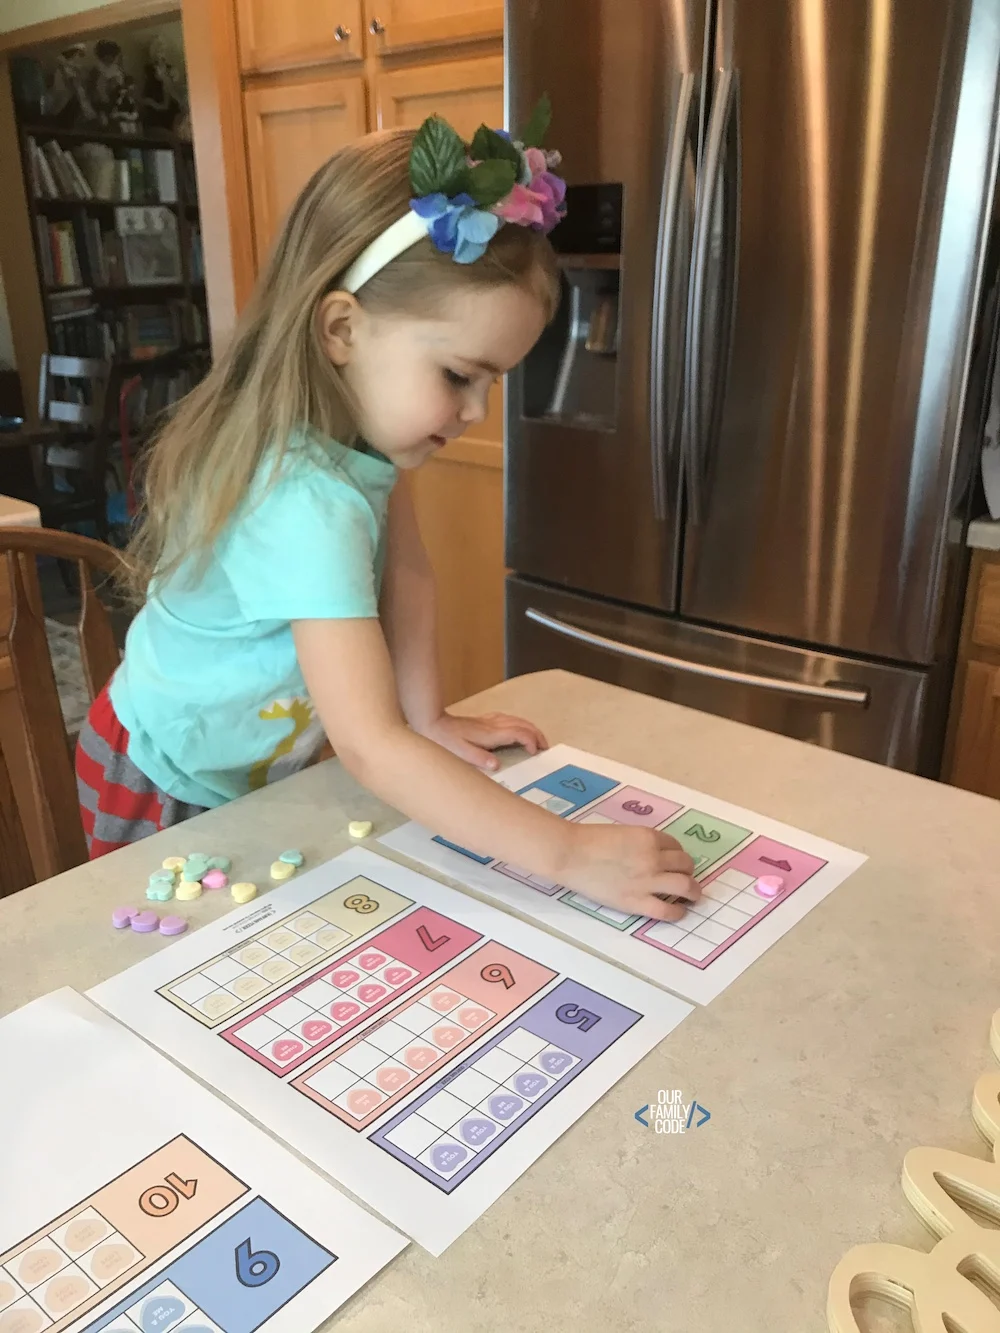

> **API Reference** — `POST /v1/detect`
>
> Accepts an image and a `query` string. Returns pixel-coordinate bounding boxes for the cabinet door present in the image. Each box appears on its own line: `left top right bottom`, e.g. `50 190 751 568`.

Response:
244 75 368 265
236 0 363 74
409 441 505 706
377 58 507 701
364 0 501 54
949 659 1000 798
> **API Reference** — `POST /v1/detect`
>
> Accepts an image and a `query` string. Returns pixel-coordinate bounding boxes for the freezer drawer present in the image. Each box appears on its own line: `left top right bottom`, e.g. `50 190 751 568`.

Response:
506 576 933 772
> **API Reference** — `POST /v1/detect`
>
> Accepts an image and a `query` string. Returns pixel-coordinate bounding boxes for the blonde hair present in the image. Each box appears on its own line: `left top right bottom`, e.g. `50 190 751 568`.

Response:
125 127 559 602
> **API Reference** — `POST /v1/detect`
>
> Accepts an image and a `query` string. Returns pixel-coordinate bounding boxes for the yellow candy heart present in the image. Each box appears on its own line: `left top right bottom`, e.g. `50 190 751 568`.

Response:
270 861 295 882
231 881 257 903
175 880 202 901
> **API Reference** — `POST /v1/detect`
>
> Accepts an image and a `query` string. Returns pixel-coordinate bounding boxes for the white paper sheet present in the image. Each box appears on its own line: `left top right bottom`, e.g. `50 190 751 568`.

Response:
380 744 867 1005
88 849 690 1255
0 989 405 1333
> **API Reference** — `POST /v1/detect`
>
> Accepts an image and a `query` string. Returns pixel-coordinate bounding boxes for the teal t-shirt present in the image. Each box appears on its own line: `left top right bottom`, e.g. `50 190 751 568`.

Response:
110 432 397 807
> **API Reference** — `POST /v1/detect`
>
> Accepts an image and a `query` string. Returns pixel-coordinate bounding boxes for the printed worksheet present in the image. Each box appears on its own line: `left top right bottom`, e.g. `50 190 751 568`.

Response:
89 849 690 1255
0 989 404 1333
381 744 867 1004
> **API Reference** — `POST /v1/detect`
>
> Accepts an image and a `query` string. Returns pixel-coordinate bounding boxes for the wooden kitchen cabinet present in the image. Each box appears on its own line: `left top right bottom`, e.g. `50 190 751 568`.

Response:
236 0 364 74
244 74 369 263
946 549 1000 798
374 55 504 140
364 0 502 54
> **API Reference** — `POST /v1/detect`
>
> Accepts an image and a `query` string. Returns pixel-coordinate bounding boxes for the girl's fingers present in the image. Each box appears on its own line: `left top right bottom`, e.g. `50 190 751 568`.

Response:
639 893 689 922
649 870 699 904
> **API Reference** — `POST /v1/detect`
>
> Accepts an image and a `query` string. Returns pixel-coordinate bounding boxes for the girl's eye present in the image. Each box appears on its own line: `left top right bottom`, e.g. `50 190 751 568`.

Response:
443 369 471 388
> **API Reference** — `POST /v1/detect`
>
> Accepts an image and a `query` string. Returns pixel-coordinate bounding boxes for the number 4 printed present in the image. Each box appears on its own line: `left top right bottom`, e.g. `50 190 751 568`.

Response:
236 1237 280 1287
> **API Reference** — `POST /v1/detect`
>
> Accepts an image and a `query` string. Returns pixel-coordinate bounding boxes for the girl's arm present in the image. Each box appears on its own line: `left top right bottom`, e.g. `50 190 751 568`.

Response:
379 475 546 771
294 616 698 921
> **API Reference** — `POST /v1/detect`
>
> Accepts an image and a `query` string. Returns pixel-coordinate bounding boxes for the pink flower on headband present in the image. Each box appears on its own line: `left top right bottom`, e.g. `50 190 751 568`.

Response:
494 182 547 228
493 160 566 234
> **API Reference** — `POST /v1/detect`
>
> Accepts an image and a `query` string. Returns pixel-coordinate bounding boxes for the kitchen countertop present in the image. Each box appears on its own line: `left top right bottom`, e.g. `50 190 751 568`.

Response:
2 669 998 1332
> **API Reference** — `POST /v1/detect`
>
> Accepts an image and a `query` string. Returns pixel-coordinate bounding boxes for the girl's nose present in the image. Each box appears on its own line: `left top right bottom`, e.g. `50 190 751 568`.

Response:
459 388 490 425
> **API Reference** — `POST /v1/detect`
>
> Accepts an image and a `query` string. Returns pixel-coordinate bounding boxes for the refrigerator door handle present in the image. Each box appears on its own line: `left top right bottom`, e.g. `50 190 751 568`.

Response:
523 607 871 707
650 70 697 522
684 65 737 526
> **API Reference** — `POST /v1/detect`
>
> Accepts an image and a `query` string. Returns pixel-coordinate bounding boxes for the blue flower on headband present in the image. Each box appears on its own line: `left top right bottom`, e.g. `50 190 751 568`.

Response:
410 193 501 264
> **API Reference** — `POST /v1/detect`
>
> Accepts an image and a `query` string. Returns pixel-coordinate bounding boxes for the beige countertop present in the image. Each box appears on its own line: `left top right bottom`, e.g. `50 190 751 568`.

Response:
2 670 998 1332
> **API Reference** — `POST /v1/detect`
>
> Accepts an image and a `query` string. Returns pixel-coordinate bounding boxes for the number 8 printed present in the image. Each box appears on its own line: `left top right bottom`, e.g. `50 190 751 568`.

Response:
344 893 378 914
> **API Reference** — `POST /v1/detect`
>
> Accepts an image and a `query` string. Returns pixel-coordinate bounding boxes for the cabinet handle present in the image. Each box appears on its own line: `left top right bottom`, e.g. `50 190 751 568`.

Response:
334 24 351 40
369 17 386 34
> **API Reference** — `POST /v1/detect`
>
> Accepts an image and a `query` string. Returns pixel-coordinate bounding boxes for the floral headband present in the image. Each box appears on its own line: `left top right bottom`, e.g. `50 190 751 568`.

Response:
342 96 566 293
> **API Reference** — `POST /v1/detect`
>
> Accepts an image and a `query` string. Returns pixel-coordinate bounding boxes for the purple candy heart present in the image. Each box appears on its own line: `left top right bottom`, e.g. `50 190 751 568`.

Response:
159 915 188 936
130 910 159 933
541 1049 574 1075
514 1071 549 1098
430 1142 467 1173
112 906 137 929
489 1093 524 1121
459 1117 497 1146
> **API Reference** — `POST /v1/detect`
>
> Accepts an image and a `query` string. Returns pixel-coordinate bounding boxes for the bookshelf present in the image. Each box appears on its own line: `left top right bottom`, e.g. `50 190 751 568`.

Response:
16 119 209 369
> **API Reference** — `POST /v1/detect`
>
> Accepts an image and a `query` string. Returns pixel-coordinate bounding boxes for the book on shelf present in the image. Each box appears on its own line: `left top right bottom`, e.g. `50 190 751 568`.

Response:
153 149 178 204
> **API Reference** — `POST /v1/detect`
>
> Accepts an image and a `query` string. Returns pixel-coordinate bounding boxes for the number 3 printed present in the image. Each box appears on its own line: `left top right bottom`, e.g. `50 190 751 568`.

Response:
556 1003 601 1032
235 1237 280 1287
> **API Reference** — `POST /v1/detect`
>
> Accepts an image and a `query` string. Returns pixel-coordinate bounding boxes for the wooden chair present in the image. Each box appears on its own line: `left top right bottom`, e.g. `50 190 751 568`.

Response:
0 356 119 541
0 527 126 892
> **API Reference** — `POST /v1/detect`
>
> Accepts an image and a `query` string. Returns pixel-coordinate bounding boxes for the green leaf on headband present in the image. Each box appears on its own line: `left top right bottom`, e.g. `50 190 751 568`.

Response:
410 115 467 195
442 163 472 197
520 93 552 148
466 158 518 207
470 124 521 167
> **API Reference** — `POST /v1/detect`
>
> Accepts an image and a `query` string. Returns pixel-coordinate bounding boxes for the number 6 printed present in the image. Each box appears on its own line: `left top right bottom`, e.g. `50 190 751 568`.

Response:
235 1237 280 1287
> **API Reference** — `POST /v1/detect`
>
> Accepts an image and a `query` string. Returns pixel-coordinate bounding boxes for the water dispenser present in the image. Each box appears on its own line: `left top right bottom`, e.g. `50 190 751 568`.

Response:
522 184 622 432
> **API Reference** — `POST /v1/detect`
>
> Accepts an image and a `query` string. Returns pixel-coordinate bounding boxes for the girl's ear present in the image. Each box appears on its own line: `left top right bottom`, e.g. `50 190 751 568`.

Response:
317 291 361 366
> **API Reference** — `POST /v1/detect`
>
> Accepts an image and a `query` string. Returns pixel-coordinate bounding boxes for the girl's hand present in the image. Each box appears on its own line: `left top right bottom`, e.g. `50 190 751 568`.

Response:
420 711 548 772
559 823 699 921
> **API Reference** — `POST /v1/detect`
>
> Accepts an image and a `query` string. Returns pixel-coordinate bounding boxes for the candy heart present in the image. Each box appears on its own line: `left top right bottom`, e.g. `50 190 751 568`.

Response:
383 966 413 987
332 969 361 988
301 1019 333 1042
489 1093 524 1121
141 1297 185 1333
456 1006 489 1030
357 983 387 1004
331 1001 361 1023
541 1049 574 1075
429 989 461 1012
430 1142 467 1173
346 1087 383 1117
270 1038 304 1063
375 1065 412 1092
357 952 387 970
459 1117 497 1146
514 1071 549 1098
403 1045 438 1071
431 1025 464 1049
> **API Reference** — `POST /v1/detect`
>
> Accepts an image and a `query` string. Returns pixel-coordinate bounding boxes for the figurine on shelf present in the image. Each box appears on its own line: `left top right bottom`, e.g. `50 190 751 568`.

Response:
142 35 185 133
90 39 126 126
43 44 98 127
109 73 140 136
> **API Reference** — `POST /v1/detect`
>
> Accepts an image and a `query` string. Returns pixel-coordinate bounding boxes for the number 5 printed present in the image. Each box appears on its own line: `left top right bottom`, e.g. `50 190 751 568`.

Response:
556 1003 601 1032
236 1237 280 1287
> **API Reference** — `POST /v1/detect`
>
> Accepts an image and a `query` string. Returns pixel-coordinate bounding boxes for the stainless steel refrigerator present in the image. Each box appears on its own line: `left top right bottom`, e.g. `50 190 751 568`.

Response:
504 0 1000 773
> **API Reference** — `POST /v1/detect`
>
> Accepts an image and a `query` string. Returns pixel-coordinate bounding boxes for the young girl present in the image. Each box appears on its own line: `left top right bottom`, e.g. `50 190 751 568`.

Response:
76 113 698 923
